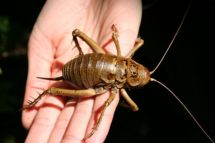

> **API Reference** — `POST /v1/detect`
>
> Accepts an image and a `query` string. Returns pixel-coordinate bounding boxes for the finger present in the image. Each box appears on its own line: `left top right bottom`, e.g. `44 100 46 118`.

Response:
25 94 65 143
25 80 70 143
22 26 54 129
47 100 76 143
100 0 142 56
84 92 120 143
61 98 94 143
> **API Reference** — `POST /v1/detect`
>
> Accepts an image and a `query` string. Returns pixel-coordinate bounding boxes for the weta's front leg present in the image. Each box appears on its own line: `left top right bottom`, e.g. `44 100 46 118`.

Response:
120 88 139 111
22 87 107 110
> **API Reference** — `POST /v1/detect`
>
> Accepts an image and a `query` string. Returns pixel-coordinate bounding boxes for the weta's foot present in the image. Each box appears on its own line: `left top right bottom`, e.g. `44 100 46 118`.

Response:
83 126 96 141
21 90 48 110
83 89 116 141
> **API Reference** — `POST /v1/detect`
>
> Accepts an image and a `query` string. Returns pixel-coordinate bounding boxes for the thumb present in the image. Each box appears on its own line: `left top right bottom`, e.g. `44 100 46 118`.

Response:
103 0 142 56
86 1 142 142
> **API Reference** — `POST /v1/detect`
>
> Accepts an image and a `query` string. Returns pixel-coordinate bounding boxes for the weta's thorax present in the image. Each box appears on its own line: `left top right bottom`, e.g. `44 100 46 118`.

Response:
126 59 150 87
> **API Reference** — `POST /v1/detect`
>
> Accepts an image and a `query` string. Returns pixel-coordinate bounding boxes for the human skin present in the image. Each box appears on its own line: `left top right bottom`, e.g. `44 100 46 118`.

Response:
22 0 142 142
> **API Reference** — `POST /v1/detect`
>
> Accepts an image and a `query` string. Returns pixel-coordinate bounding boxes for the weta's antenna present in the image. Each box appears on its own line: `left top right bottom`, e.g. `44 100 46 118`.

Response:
148 1 214 142
150 1 192 75
150 78 214 143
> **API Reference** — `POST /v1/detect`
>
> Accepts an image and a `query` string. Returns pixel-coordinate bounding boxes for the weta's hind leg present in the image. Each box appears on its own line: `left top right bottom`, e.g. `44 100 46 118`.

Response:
72 29 106 54
22 87 107 110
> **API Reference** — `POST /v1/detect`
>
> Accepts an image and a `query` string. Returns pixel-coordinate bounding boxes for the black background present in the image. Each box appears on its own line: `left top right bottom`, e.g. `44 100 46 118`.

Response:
106 0 215 143
0 0 214 143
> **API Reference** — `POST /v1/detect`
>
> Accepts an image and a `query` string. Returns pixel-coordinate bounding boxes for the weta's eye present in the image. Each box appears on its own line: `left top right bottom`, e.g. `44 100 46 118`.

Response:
130 64 138 76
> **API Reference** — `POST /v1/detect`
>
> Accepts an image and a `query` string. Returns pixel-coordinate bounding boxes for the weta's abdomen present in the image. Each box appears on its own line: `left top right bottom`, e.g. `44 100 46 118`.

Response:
62 53 119 89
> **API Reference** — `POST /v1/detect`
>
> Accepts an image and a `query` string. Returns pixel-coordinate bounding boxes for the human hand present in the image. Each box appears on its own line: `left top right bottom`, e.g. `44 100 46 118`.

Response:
22 0 142 142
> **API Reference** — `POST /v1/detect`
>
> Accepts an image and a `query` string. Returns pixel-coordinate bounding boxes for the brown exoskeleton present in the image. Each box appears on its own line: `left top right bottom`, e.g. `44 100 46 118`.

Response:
22 4 214 143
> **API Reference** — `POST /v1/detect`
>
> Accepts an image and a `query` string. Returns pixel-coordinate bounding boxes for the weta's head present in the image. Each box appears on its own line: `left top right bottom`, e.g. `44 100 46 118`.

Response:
126 59 150 87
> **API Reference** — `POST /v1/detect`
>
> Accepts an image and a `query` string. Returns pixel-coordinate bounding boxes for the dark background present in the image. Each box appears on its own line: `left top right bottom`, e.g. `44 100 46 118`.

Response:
0 0 214 143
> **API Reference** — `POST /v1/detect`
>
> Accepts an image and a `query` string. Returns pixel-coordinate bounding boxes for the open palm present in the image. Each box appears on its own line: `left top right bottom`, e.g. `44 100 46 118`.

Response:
22 0 142 142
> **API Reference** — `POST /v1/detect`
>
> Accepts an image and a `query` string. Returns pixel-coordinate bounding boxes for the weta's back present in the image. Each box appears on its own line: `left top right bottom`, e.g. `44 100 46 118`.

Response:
62 53 126 89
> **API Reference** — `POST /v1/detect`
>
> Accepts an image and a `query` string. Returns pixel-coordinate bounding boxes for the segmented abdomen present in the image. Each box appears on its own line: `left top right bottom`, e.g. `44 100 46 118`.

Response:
62 53 118 89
